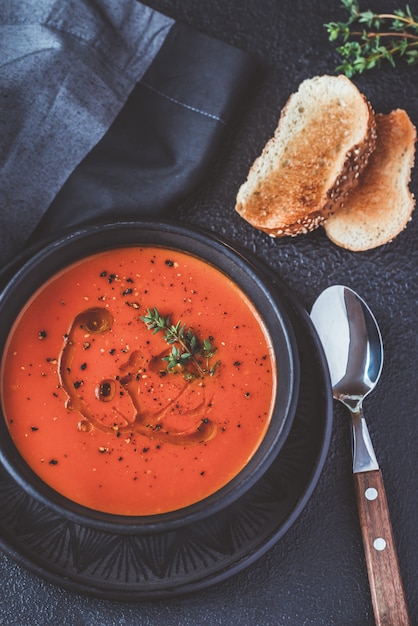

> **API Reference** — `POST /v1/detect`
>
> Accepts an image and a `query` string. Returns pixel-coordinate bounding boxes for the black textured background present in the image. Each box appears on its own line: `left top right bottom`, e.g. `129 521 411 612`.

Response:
1 0 417 624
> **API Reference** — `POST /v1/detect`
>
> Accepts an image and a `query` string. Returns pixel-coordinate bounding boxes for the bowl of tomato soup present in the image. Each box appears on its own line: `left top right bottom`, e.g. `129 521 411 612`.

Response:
0 221 299 532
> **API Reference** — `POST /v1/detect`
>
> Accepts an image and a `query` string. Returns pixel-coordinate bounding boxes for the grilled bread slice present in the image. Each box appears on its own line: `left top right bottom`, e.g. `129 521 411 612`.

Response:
324 109 416 251
235 75 376 236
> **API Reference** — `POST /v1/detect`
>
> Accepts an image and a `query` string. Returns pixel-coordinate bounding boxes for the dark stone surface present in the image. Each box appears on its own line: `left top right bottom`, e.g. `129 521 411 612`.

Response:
1 0 417 624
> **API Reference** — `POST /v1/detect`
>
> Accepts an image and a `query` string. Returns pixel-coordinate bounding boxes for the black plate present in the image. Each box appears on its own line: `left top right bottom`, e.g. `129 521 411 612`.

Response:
0 228 333 600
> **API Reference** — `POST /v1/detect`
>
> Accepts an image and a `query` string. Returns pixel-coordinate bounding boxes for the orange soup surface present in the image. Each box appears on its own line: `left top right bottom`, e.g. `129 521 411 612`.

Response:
1 246 276 516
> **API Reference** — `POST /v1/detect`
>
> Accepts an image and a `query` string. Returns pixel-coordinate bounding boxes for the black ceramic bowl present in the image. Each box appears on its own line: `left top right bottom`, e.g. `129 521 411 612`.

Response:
0 220 299 534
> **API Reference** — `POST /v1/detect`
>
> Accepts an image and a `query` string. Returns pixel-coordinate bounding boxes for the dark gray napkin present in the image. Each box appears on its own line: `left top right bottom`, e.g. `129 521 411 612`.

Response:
0 0 174 266
0 0 257 267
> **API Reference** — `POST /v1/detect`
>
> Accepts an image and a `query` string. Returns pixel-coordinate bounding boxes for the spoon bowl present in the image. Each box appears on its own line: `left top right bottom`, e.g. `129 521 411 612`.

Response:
311 285 383 413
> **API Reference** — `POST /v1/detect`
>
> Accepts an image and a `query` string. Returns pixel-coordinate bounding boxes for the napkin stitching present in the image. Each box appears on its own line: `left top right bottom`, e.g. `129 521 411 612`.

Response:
141 81 227 126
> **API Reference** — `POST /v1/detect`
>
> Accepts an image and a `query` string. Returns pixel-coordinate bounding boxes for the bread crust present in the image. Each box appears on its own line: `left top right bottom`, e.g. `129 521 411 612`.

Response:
235 75 376 237
324 109 416 251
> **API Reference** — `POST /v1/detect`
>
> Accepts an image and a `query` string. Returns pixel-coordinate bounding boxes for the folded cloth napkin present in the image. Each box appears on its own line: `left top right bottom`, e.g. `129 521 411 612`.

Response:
0 0 257 267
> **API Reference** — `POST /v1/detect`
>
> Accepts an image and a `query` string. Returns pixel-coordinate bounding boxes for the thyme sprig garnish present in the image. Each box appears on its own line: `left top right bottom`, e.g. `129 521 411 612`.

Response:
325 0 418 76
141 307 220 379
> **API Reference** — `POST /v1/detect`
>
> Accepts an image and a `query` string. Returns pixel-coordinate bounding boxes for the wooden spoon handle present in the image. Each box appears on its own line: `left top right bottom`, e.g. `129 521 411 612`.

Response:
353 470 410 625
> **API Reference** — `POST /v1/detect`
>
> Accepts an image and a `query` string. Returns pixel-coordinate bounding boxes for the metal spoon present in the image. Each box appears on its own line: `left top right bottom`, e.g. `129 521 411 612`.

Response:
310 285 410 626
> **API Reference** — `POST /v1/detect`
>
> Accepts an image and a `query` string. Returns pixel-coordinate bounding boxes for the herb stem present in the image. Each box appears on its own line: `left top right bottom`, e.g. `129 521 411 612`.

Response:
350 30 418 41
351 31 418 40
377 13 417 25
166 326 205 376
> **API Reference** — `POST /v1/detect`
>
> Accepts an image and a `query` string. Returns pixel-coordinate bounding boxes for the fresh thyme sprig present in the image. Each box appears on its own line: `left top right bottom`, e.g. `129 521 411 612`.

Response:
141 307 220 378
325 0 418 76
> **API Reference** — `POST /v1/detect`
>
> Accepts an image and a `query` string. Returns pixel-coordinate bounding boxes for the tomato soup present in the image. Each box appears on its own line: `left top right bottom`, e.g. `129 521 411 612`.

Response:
1 247 276 516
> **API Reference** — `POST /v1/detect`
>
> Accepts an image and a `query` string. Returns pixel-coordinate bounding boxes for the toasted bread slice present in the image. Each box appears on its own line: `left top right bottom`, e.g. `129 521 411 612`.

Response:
235 75 376 236
324 109 416 251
